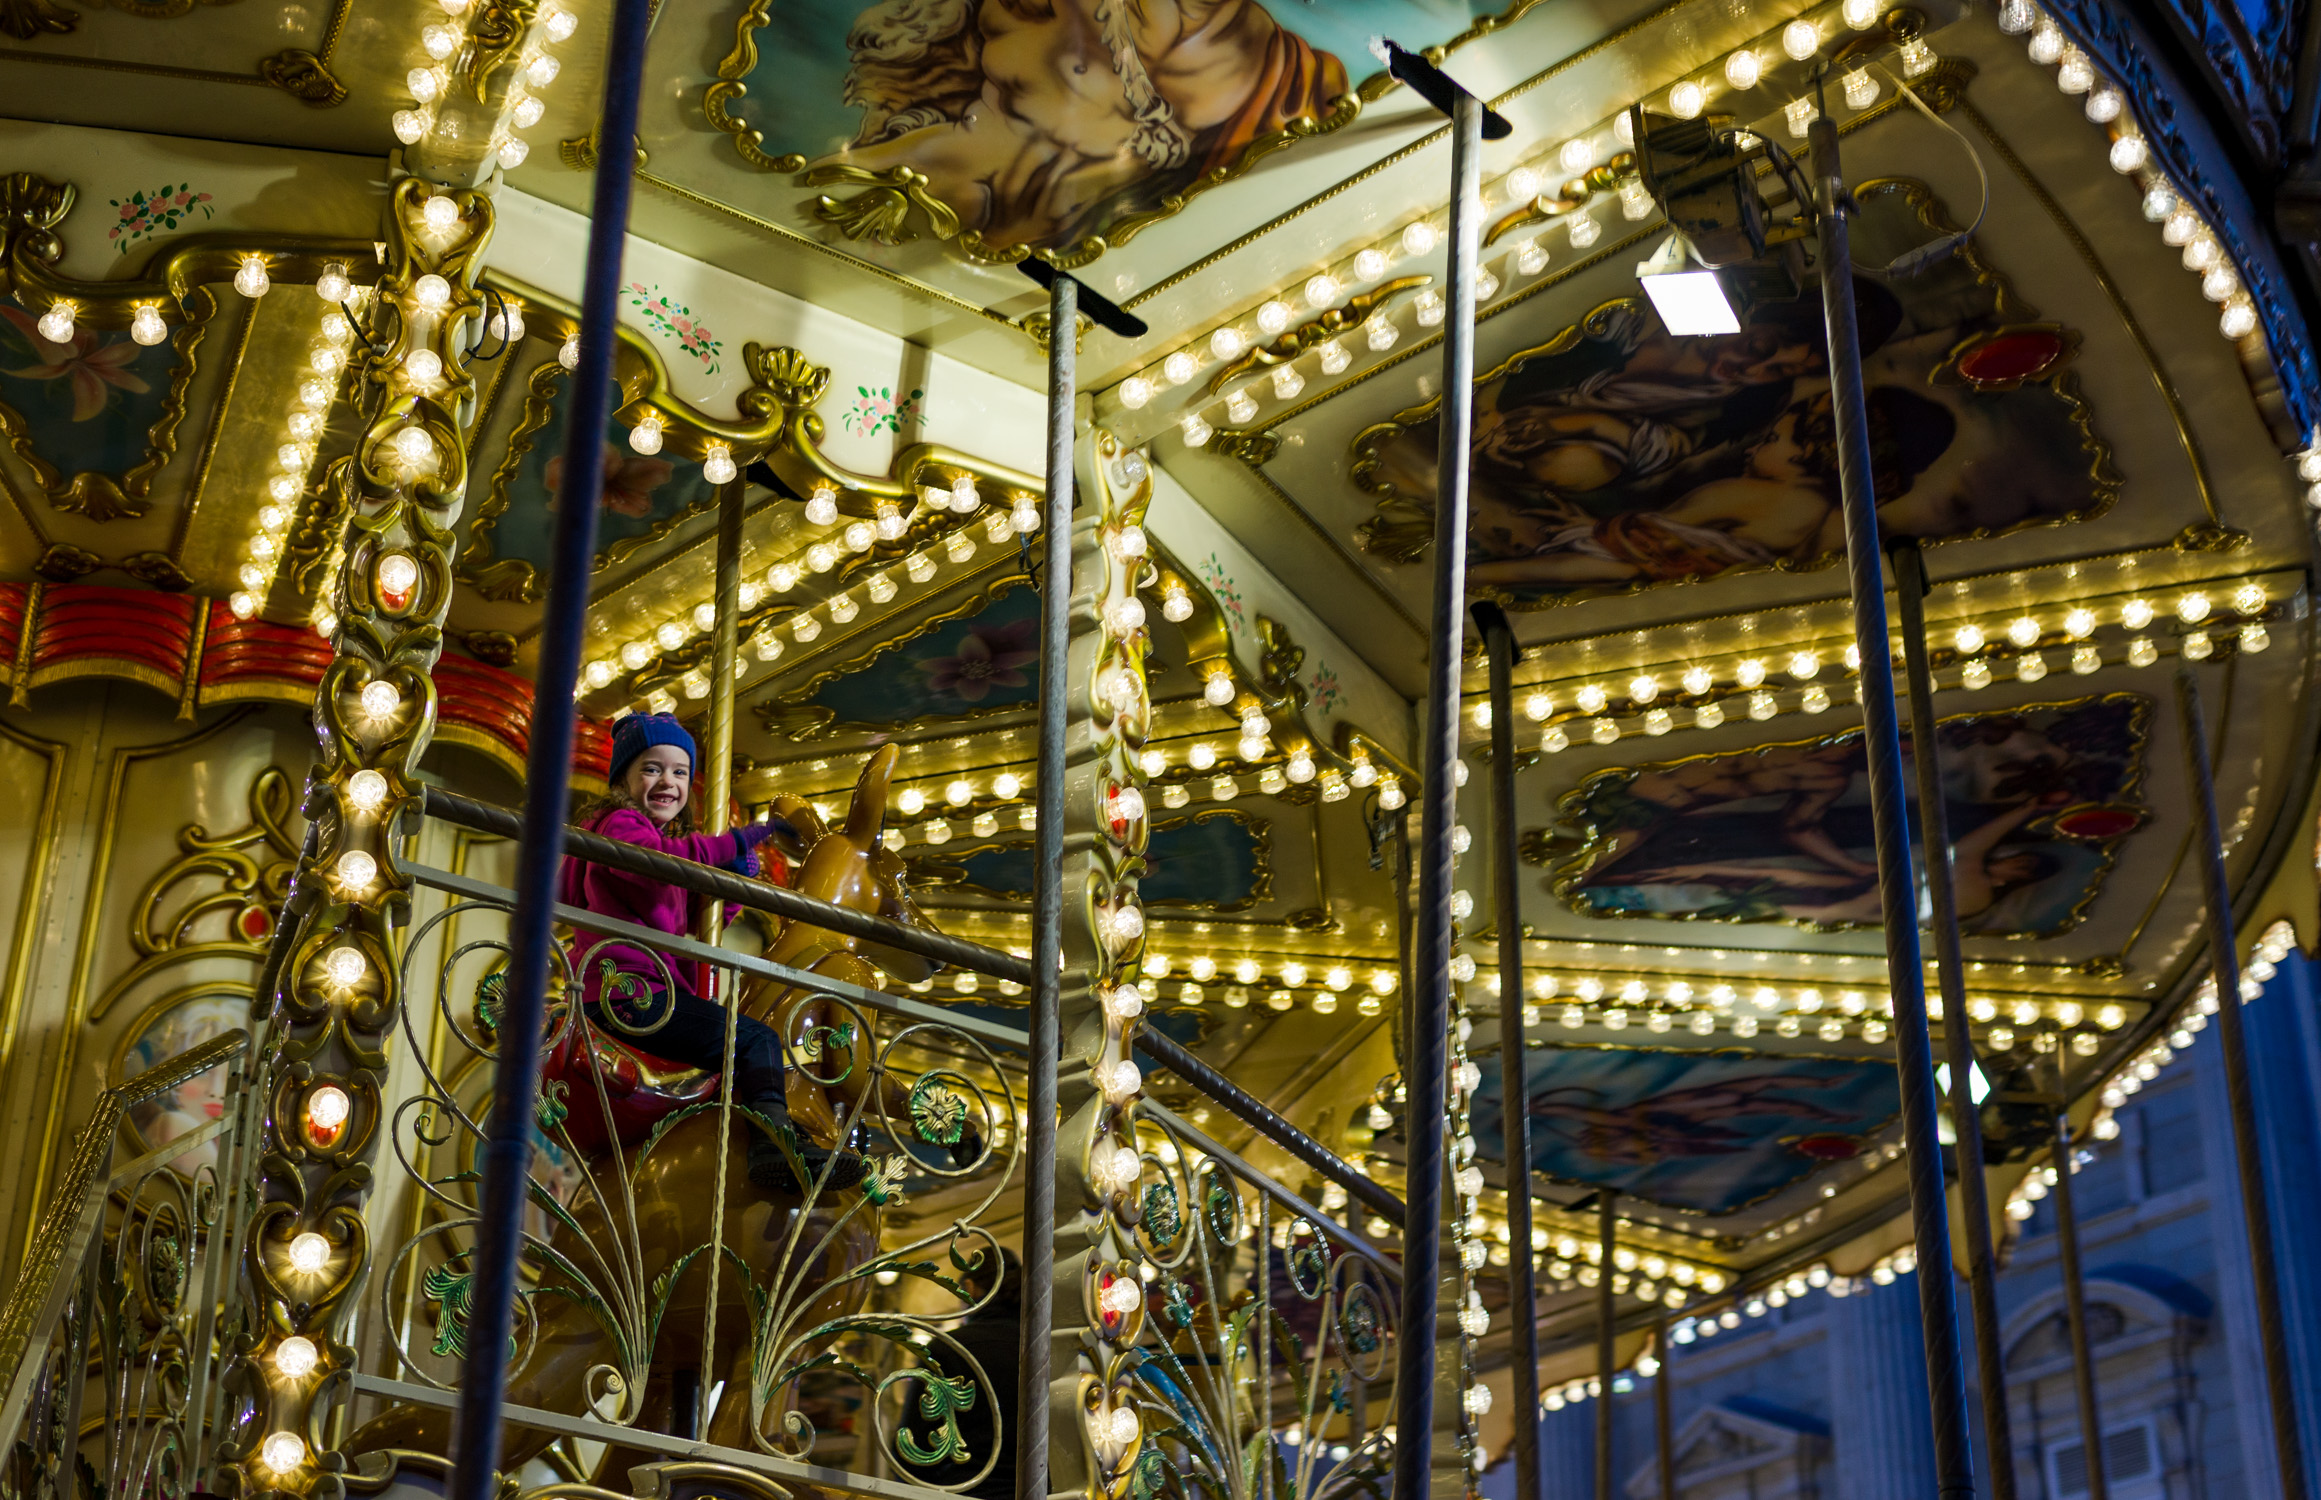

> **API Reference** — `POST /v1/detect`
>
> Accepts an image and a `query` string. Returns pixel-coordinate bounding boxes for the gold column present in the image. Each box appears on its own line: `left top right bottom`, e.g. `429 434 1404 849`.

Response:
217 174 494 1498
1047 430 1155 1498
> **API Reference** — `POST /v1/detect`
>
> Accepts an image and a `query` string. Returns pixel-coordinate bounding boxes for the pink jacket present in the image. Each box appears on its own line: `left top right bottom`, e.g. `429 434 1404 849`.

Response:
557 807 762 1002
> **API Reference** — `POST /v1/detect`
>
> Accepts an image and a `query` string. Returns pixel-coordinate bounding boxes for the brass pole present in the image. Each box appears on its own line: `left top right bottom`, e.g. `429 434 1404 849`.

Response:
693 472 745 1431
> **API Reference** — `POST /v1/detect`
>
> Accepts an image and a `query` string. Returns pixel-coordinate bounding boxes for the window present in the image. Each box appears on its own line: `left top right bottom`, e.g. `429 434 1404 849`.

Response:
2049 1423 2159 1498
2137 1083 2204 1196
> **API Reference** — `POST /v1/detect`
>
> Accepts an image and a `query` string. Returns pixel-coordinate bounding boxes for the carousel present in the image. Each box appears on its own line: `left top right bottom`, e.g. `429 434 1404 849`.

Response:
0 0 2313 1495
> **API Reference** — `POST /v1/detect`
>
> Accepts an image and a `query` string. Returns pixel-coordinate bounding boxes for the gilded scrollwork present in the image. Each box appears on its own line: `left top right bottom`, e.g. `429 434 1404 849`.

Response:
217 173 495 1500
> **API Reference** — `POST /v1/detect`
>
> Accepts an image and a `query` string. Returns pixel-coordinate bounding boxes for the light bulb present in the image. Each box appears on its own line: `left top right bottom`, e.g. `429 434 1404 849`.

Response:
1785 98 1818 138
950 474 981 512
1225 388 1258 423
543 2 576 38
1724 49 1760 89
1953 623 1985 653
1209 326 1247 360
2122 597 2155 628
377 551 419 598
1559 137 1596 173
306 1084 352 1133
274 1335 320 1379
1567 212 1599 249
512 93 546 128
336 850 378 889
703 442 737 485
1272 364 1305 400
495 135 531 168
392 425 434 467
235 256 271 298
1998 0 2034 28
1317 337 1350 375
316 263 351 303
1845 67 1878 108
403 347 443 385
35 302 75 344
1412 289 1445 327
1256 299 1293 335
1180 412 1214 447
794 614 822 642
1473 268 1499 301
413 274 452 309
629 412 664 455
2109 134 2148 172
1516 238 1549 274
1110 1405 1140 1445
1367 315 1400 351
1119 376 1154 409
2030 21 2065 62
406 65 442 101
1669 79 1705 118
1843 0 1879 24
1304 272 1343 308
420 193 460 233
524 51 559 85
261 1433 307 1474
392 109 430 144
2221 297 2258 339
345 770 389 814
131 306 168 346
360 680 400 718
559 334 579 369
285 1232 331 1274
1783 17 1819 57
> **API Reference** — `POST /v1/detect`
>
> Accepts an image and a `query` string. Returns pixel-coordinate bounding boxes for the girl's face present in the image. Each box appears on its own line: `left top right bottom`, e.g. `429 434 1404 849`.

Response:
624 745 692 826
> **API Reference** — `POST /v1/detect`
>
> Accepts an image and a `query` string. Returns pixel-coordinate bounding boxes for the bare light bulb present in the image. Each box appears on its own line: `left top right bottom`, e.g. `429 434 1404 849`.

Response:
285 1232 331 1274
131 306 168 346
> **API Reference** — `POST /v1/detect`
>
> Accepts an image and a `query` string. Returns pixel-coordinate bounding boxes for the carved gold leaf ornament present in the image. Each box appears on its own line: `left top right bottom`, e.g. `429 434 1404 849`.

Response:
217 174 493 1500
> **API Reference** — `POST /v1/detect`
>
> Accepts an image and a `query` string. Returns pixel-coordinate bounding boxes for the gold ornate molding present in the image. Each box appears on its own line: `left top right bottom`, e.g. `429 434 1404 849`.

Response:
218 174 495 1500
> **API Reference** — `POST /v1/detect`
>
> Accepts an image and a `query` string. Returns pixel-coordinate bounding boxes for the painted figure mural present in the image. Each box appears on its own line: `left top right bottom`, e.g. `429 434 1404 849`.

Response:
1352 183 2117 603
1469 1048 1900 1215
1547 695 2149 935
717 0 1528 255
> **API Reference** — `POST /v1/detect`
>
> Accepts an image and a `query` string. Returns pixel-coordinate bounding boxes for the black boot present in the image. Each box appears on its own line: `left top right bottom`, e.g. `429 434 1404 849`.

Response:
735 1072 868 1195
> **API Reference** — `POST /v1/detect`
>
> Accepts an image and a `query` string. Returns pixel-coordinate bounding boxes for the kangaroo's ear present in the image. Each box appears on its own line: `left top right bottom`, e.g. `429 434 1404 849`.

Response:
772 795 825 846
845 744 899 847
757 813 810 862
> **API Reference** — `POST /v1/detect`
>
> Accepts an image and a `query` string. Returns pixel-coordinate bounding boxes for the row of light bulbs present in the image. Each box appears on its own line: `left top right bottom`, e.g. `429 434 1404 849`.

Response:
1999 918 2299 1225
1119 0 1924 446
1482 585 2269 733
600 475 1038 705
392 0 575 169
1492 970 2124 1028
1999 0 2267 344
1515 593 2269 752
227 271 361 620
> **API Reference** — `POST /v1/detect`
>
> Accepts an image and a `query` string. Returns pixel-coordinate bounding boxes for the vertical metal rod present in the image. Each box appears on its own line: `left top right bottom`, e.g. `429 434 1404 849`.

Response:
1890 543 2016 1500
1477 603 1540 1500
1595 1193 1615 1500
2047 1089 2107 1500
1652 1312 1675 1500
696 473 745 1420
1018 271 1073 1500
1258 1196 1274 1500
1805 108 1977 1500
445 0 651 1487
2177 668 2309 1500
1392 87 1483 1500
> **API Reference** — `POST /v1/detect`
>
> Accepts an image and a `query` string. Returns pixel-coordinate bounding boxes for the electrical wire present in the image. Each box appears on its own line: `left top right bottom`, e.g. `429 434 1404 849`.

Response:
1852 62 1990 276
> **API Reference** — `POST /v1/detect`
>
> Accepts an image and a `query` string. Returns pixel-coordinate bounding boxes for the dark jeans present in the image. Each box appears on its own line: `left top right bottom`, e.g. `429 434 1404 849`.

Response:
590 982 786 1113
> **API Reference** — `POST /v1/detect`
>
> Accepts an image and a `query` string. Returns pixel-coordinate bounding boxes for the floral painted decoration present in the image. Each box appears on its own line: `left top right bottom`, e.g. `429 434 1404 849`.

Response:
623 283 723 373
841 384 924 438
912 617 1037 703
1197 551 1244 632
545 444 676 519
0 307 154 420
109 184 214 254
1305 663 1342 715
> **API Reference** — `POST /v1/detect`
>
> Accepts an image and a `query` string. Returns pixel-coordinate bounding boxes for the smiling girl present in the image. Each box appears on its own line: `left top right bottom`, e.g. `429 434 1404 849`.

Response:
560 713 866 1194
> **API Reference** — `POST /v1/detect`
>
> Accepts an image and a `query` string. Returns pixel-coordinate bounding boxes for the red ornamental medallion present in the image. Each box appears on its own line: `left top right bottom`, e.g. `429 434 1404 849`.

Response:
1953 328 2067 387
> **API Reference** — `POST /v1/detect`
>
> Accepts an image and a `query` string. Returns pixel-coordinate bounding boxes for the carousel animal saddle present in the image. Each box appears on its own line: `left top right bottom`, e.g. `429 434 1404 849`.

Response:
538 999 722 1157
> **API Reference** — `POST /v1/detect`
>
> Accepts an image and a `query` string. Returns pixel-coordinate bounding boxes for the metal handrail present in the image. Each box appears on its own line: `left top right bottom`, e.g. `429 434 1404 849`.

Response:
0 1029 251 1433
400 851 1405 1230
420 786 1031 983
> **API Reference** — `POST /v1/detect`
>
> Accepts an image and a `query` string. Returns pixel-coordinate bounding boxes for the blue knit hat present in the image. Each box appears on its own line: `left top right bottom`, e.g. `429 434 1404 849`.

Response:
609 713 696 784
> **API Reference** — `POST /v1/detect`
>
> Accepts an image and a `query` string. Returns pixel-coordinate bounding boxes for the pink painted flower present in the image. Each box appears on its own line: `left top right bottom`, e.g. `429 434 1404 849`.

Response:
544 443 673 518
914 619 1037 702
0 307 153 421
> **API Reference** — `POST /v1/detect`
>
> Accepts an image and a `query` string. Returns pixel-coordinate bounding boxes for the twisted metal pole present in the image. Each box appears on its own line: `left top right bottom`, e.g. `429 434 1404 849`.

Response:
2047 1091 2107 1500
444 0 650 1487
1890 542 2015 1500
1595 1193 1615 1500
1016 269 1073 1500
2177 668 2308 1500
1807 104 1977 1500
1391 84 1482 1500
